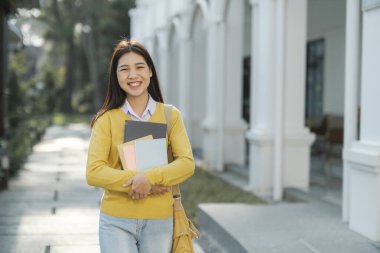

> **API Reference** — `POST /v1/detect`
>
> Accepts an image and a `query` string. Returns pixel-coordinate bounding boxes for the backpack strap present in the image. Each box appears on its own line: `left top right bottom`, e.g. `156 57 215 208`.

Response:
163 104 181 199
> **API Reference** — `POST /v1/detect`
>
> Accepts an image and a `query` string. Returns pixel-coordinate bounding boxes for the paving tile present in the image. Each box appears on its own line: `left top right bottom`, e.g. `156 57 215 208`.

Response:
0 235 98 253
50 245 100 253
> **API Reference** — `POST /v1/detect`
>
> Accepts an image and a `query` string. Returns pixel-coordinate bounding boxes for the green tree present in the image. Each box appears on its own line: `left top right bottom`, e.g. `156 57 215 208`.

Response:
38 0 135 113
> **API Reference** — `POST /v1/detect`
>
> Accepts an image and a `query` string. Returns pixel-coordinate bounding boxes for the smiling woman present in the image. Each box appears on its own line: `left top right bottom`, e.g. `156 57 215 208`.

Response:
86 39 195 253
90 39 164 126
116 52 152 110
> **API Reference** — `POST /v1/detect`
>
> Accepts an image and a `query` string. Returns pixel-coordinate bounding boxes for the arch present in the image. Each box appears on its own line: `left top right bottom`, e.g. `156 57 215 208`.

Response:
189 2 208 38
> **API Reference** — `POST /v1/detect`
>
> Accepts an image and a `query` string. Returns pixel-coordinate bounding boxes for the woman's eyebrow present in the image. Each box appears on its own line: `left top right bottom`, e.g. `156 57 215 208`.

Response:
118 62 146 69
118 64 128 69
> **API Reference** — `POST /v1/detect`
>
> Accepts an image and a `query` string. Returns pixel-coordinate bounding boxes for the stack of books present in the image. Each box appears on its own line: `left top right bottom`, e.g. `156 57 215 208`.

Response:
117 120 168 171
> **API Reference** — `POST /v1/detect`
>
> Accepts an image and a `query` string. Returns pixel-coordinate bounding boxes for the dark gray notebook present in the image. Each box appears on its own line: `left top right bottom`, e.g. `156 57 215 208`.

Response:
124 120 167 142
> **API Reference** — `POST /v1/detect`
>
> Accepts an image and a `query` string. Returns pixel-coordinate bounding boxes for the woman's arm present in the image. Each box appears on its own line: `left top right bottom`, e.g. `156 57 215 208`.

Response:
143 107 195 186
86 112 137 192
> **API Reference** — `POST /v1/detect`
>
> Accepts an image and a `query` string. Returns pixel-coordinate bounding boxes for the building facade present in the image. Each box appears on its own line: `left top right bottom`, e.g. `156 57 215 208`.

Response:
129 0 380 241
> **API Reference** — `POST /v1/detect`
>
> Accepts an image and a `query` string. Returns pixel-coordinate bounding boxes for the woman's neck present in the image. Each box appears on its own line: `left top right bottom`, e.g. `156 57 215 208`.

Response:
126 94 149 117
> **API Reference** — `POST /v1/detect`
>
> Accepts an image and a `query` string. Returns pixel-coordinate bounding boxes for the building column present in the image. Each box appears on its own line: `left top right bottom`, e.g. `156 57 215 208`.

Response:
246 0 314 198
342 0 361 222
201 0 228 171
173 12 192 130
128 9 139 39
281 0 314 192
189 5 207 151
143 36 155 58
223 0 248 166
156 27 170 101
345 1 380 241
246 0 276 197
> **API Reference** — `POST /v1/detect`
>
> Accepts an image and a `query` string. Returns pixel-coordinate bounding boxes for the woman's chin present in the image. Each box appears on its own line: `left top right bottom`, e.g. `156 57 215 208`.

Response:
126 91 148 99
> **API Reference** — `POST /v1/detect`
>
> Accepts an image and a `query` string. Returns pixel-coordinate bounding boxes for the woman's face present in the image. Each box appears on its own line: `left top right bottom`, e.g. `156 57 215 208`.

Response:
116 52 152 100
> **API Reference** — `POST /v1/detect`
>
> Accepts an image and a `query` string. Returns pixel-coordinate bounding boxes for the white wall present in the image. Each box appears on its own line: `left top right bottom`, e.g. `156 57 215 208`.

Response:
324 28 346 115
307 0 346 115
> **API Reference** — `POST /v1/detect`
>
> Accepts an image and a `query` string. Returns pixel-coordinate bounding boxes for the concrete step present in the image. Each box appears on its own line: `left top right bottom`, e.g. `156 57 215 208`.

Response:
284 186 342 207
198 202 380 253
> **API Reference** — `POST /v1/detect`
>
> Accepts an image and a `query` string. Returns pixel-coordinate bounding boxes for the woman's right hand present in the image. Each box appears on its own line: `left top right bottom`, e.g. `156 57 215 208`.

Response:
124 174 151 200
150 185 171 195
122 176 171 199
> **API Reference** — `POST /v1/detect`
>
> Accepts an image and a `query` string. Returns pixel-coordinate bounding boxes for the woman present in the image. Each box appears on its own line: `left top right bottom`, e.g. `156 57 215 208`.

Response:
86 39 195 253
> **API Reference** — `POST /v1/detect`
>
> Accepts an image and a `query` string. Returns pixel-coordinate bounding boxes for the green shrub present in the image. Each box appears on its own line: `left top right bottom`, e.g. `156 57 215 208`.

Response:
6 116 50 175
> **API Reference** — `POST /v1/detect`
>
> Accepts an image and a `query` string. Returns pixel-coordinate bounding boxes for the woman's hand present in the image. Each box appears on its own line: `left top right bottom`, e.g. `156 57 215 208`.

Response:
123 174 151 200
122 176 171 199
150 185 171 195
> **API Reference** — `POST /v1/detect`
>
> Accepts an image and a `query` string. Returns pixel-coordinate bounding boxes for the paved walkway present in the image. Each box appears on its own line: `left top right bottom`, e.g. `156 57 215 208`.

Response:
0 124 204 253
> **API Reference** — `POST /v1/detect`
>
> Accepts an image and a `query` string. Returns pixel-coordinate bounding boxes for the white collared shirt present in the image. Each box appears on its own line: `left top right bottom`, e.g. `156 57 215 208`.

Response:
122 95 157 121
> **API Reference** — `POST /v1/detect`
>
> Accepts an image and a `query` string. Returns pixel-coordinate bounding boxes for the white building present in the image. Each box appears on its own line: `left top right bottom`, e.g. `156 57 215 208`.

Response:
129 0 380 242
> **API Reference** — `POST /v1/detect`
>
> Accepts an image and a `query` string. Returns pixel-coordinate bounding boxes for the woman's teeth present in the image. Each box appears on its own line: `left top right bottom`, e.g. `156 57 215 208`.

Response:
129 82 140 87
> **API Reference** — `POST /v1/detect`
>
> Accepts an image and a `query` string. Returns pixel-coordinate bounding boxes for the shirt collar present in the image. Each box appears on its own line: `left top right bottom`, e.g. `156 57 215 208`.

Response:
123 95 157 119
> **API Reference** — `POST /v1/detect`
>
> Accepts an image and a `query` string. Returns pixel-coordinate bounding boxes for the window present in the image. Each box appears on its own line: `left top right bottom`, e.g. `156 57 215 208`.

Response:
306 39 325 125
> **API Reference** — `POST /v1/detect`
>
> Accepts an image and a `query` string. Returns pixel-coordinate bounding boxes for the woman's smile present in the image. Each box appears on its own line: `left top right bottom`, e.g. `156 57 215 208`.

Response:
128 81 142 87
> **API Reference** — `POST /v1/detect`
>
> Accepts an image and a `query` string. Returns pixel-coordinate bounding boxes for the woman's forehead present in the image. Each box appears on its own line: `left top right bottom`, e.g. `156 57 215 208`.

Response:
118 52 147 66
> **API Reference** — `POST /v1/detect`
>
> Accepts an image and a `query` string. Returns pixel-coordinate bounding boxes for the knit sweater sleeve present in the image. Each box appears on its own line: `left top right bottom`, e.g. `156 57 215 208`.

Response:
86 112 137 192
143 107 195 186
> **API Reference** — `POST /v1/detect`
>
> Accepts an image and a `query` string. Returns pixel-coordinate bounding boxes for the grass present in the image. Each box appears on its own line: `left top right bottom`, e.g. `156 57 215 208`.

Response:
180 168 265 227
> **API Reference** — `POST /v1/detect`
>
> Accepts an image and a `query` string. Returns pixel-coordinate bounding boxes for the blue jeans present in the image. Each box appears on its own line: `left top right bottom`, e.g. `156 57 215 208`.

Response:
99 212 173 253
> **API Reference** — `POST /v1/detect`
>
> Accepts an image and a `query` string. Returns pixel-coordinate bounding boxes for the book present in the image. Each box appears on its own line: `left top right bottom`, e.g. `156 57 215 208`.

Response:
124 120 167 142
117 135 153 170
122 143 136 171
134 138 168 171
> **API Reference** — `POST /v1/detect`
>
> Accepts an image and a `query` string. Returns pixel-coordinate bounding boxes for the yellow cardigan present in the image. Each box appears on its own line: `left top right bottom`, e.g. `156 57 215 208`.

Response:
86 103 195 218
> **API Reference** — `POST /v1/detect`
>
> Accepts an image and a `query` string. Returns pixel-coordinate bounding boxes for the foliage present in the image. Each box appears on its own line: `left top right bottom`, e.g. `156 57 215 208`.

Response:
6 116 50 174
37 0 136 113
3 0 135 183
8 50 64 118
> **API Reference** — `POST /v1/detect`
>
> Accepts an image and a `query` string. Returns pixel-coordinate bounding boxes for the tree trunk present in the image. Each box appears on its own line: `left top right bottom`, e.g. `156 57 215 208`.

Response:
61 37 76 113
82 17 102 111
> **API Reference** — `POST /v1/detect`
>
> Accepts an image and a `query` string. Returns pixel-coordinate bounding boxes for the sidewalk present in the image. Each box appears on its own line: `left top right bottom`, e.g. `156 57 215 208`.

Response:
0 124 100 253
0 124 204 253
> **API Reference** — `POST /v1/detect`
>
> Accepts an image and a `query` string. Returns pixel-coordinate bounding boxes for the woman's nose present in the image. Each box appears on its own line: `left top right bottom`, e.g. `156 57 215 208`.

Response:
128 69 138 78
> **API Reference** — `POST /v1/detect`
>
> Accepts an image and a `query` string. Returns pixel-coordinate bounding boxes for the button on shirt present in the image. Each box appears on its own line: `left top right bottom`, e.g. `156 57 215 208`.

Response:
122 96 157 121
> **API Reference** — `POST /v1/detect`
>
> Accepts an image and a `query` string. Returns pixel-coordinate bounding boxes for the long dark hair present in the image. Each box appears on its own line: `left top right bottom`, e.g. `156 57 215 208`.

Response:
91 39 164 127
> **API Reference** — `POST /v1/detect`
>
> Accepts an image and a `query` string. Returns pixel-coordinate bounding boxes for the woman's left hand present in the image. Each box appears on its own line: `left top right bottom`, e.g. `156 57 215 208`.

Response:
123 174 152 200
